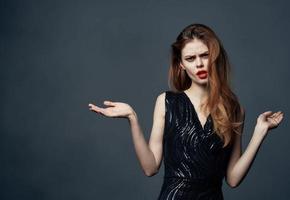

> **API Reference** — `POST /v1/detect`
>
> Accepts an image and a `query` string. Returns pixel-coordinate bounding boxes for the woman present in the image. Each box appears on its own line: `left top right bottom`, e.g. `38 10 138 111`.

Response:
88 23 284 199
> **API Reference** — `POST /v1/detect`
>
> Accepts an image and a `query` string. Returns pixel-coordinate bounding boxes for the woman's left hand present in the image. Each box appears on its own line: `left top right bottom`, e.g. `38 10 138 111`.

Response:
256 111 284 131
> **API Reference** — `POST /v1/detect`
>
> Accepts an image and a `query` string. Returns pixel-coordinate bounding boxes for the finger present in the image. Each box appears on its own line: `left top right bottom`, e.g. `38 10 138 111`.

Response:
263 111 273 117
88 103 95 107
272 118 278 125
89 106 98 112
88 103 96 109
270 112 279 118
89 105 102 113
264 111 273 114
271 111 282 116
104 100 115 106
272 112 283 119
274 111 282 115
277 113 284 122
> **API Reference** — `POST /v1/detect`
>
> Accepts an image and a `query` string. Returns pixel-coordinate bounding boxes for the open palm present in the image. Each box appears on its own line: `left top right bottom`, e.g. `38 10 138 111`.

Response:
257 111 284 130
88 100 133 119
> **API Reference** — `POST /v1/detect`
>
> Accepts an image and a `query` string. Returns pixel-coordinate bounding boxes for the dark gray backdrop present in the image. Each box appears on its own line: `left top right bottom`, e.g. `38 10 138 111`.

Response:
1 0 289 199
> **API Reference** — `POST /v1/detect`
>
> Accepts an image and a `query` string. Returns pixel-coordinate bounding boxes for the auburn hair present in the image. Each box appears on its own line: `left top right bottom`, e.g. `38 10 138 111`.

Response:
168 23 245 147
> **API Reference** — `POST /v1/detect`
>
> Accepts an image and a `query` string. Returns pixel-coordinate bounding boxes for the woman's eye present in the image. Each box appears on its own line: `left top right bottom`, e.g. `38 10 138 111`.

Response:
202 54 209 57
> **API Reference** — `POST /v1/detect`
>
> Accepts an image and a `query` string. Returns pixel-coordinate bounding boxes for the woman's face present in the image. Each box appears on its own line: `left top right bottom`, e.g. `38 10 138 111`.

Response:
180 39 209 85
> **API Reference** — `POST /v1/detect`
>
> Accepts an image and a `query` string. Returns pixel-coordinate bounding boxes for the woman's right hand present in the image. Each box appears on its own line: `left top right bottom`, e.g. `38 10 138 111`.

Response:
88 100 135 119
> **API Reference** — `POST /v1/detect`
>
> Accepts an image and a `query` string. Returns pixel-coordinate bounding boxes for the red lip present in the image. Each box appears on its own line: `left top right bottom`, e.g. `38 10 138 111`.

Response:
196 70 207 75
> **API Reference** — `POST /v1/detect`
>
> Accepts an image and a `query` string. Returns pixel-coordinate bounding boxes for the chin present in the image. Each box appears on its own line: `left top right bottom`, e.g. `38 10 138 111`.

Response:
199 79 208 85
192 77 208 85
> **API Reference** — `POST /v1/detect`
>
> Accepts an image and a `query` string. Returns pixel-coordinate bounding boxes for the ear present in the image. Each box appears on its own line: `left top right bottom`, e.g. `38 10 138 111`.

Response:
179 62 185 70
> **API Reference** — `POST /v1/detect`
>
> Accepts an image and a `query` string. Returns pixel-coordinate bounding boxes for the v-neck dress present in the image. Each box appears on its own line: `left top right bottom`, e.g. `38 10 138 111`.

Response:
157 91 233 200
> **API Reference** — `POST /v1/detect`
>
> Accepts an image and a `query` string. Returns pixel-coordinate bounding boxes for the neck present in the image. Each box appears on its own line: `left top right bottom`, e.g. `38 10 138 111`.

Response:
186 82 209 104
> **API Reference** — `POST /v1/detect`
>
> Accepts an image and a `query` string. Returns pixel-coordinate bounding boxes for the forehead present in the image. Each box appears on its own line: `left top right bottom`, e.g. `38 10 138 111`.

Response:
181 39 208 56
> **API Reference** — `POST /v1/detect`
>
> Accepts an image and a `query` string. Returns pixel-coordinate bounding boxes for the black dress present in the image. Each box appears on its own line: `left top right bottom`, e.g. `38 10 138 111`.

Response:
157 91 233 200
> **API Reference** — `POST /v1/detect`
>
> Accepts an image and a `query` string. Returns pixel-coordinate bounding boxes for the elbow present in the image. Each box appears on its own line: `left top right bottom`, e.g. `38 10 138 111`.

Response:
229 183 239 188
144 169 158 177
227 180 240 188
226 179 240 188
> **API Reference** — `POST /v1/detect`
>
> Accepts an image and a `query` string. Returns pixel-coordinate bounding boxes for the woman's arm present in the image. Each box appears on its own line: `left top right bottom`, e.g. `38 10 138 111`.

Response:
128 92 166 177
226 110 284 188
89 92 166 177
225 125 267 188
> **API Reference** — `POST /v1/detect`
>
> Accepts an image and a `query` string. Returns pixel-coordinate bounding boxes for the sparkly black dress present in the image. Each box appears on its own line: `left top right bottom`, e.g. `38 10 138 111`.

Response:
157 91 233 200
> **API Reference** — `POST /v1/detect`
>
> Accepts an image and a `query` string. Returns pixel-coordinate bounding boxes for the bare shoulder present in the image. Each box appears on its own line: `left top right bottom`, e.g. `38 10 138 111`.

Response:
157 91 166 100
154 92 166 118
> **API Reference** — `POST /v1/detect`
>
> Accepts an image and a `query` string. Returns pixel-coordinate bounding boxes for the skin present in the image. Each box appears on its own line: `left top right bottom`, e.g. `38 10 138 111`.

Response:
179 38 211 124
88 39 284 188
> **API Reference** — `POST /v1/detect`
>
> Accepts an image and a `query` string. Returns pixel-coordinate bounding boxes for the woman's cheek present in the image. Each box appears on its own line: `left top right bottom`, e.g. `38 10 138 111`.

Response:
186 69 197 79
189 69 196 77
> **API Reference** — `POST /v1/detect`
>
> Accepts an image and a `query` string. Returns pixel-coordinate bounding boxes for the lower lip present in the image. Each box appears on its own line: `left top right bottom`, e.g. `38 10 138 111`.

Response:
197 73 207 79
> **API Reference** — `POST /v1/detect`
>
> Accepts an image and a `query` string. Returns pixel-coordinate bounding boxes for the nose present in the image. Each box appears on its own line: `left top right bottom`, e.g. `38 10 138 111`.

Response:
196 57 203 68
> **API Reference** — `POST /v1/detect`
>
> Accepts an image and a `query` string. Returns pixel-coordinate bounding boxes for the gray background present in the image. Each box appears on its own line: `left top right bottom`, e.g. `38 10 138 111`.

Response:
1 0 289 199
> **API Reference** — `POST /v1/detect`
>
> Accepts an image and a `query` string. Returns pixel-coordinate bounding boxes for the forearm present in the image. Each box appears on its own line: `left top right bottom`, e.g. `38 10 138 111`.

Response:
228 125 268 187
127 111 157 176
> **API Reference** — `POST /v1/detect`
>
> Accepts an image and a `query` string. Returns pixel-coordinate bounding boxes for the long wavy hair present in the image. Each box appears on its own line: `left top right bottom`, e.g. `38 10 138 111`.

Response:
168 23 245 147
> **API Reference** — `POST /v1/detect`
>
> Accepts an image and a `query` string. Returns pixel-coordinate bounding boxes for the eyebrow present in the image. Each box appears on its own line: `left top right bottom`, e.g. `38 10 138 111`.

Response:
184 51 209 58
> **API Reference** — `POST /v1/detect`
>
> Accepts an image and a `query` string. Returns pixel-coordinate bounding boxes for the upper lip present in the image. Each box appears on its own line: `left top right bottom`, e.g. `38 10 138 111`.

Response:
196 70 207 75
